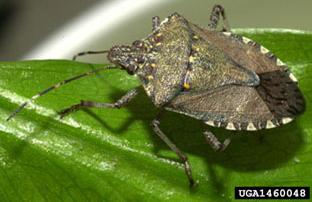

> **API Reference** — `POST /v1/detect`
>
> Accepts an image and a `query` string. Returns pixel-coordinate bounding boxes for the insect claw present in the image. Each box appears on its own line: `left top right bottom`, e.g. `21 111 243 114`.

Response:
218 138 231 152
189 178 199 189
57 105 79 119
57 110 68 119
204 131 231 151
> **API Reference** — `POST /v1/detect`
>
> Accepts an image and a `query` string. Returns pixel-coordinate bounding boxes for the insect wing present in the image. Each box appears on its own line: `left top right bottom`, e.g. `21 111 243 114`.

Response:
166 70 304 131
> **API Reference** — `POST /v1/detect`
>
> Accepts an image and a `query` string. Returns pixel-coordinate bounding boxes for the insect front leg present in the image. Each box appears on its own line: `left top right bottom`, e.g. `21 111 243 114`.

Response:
152 16 160 31
151 114 196 187
58 88 138 118
208 4 230 31
203 131 231 151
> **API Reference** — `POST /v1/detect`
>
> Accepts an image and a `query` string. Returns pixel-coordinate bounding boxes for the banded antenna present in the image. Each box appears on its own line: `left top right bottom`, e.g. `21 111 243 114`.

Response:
72 50 110 61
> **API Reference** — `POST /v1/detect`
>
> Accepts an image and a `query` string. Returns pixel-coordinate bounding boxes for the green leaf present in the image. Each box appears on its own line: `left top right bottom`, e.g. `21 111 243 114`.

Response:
0 29 311 202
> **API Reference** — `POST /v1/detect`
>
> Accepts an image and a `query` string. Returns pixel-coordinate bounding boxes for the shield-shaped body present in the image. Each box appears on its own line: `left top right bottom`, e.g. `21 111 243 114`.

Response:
108 13 305 131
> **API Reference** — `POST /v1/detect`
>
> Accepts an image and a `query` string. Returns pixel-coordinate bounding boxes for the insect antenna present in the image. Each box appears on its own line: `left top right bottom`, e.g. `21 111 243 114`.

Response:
6 65 117 121
72 50 110 61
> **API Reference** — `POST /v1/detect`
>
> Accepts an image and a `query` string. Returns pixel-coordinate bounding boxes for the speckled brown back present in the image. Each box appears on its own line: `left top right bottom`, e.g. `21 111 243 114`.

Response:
164 15 305 131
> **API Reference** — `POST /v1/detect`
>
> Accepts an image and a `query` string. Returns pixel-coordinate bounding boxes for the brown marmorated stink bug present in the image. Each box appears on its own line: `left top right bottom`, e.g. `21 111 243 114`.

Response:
7 5 305 187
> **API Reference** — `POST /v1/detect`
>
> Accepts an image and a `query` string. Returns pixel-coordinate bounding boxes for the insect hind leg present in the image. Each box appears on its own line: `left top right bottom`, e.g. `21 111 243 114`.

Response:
203 131 231 151
58 88 138 118
208 4 230 31
151 114 196 187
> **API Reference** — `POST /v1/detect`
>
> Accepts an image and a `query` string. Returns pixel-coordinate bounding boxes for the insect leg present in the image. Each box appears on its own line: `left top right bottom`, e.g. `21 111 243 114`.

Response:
152 16 160 31
208 4 230 31
72 50 109 61
58 88 139 118
151 115 196 187
6 66 117 121
203 131 231 151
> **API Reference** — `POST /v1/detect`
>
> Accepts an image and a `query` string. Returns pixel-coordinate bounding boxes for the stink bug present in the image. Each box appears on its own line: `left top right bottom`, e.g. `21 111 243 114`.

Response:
7 5 305 187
